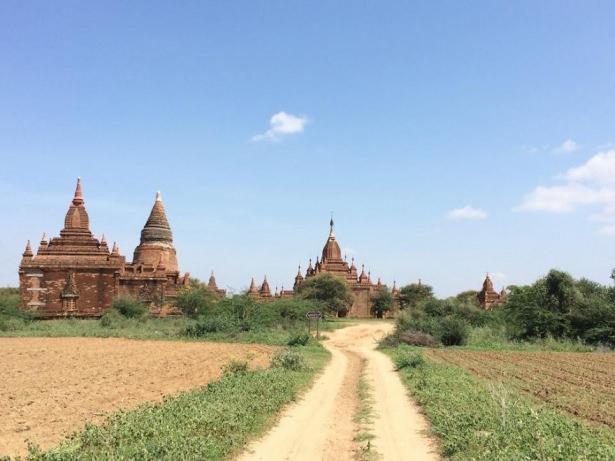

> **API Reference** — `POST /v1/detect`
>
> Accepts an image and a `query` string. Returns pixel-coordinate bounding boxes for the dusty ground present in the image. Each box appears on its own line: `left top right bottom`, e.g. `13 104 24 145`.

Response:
238 322 439 461
0 337 276 458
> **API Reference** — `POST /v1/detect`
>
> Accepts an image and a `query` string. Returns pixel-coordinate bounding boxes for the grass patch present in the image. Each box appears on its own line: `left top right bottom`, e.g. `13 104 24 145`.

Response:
0 317 343 346
384 345 615 460
27 343 329 460
353 358 378 460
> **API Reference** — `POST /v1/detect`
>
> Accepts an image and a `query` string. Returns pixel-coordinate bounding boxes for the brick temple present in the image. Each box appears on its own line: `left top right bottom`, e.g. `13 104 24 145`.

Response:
477 274 507 309
248 219 399 317
18 179 192 318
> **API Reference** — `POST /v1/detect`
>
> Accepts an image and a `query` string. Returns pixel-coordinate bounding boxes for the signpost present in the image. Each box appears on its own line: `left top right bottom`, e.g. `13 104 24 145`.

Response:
306 311 322 339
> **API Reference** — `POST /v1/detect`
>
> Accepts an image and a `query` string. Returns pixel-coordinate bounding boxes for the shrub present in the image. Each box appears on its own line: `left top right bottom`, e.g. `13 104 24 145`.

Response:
273 298 317 324
270 350 308 371
393 351 425 370
437 316 469 346
113 298 148 319
100 309 124 328
175 287 217 318
222 359 249 376
287 332 310 346
184 316 232 336
398 329 437 347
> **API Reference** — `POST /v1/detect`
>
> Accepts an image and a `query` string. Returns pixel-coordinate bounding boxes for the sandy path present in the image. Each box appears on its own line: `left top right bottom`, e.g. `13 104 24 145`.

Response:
0 337 276 458
238 322 438 461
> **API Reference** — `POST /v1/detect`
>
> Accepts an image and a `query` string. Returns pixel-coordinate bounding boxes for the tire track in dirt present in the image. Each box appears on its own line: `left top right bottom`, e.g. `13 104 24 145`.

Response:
238 322 439 461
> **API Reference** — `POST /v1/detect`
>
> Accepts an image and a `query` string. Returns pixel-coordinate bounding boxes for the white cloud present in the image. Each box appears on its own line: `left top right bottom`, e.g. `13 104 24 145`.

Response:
564 150 615 184
516 149 615 236
447 206 488 220
515 183 614 213
554 138 579 154
252 111 308 142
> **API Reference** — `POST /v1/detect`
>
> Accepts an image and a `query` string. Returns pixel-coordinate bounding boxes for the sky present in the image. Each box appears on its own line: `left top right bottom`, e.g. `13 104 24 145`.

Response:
1 1 614 296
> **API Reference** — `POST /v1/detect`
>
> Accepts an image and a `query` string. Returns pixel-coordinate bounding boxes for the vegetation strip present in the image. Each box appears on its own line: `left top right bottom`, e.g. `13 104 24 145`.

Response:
353 358 378 460
386 346 615 460
21 344 328 461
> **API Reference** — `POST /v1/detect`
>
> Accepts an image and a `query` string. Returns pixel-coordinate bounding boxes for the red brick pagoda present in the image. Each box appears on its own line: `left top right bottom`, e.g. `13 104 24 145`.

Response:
18 179 192 318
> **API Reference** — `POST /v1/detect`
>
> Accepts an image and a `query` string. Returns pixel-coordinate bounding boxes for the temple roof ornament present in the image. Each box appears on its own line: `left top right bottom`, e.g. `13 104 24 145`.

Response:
358 264 369 284
248 277 258 294
322 218 342 262
73 177 84 206
483 273 494 292
63 177 91 233
23 240 33 258
208 271 218 290
260 275 271 297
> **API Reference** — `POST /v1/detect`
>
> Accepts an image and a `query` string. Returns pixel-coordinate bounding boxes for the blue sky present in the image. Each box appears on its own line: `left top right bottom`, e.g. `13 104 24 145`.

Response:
1 1 614 296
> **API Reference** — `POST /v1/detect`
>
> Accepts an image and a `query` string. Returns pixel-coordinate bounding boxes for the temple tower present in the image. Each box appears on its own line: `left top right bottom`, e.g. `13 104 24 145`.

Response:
132 191 179 273
19 178 124 317
477 273 505 309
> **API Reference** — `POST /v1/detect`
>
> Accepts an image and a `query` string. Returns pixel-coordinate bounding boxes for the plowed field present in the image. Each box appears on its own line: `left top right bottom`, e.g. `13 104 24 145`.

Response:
0 337 277 458
426 349 615 428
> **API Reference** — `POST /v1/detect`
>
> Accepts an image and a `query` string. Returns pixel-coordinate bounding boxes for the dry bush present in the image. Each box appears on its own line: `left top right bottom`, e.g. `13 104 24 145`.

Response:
398 329 437 347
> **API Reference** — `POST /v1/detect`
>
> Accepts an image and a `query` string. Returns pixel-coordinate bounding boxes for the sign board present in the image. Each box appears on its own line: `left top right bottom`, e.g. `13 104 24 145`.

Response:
306 311 322 320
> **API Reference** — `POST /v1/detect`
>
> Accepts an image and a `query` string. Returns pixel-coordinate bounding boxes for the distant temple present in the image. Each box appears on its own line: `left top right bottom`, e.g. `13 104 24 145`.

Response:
477 274 507 309
247 219 397 317
19 182 395 318
18 179 200 318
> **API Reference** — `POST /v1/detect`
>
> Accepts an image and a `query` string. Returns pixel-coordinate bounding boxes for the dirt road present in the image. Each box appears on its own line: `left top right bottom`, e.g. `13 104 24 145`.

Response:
0 337 276 458
238 322 438 461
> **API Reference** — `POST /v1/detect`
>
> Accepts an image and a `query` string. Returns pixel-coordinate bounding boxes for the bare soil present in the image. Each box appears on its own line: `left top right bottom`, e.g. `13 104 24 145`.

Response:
0 337 276 458
238 322 439 461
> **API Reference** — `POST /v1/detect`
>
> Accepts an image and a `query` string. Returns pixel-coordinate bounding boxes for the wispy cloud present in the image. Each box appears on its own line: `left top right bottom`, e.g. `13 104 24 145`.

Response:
252 111 308 142
554 138 579 154
515 149 615 234
522 138 580 155
447 206 488 220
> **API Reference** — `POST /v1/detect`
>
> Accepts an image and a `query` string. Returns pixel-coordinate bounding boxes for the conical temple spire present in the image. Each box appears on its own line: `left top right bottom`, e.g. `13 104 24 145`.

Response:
63 178 91 233
248 277 258 293
208 271 218 289
23 240 33 258
140 191 172 244
260 275 271 296
322 216 341 261
72 177 84 206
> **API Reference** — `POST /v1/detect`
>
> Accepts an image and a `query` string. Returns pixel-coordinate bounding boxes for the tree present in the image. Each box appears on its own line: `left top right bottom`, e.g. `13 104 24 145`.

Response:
297 273 354 316
398 283 434 310
544 269 579 314
371 288 393 318
455 290 480 306
175 286 217 318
